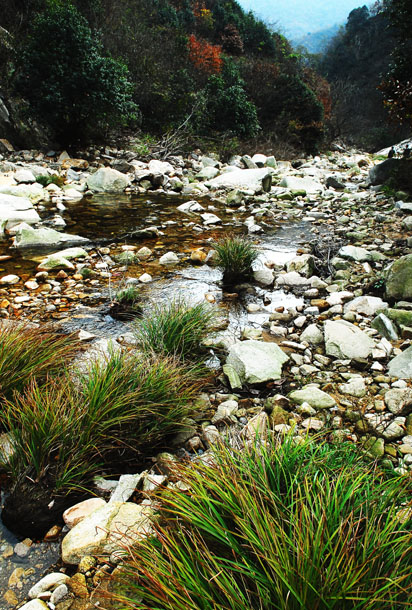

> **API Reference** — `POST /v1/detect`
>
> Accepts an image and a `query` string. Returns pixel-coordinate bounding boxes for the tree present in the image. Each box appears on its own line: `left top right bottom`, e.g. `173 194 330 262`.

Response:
16 2 137 145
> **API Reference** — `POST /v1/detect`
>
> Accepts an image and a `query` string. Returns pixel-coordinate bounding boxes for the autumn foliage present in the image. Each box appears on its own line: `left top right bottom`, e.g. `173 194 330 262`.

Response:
188 34 222 74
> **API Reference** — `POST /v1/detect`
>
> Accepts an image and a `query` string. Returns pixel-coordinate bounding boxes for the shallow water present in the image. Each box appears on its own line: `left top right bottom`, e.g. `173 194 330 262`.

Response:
0 192 314 602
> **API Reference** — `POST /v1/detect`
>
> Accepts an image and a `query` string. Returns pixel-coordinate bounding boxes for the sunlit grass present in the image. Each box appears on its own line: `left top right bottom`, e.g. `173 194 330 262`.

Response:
116 434 412 610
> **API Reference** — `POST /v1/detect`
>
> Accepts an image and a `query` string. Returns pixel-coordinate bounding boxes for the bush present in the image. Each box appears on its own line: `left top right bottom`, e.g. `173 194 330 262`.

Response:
197 58 259 138
133 298 215 363
212 235 259 286
16 2 138 145
0 323 80 403
115 434 412 610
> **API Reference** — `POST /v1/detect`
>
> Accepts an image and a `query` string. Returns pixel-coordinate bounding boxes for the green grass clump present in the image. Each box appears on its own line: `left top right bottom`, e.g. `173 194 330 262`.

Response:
117 434 412 610
115 285 141 307
0 324 80 403
0 349 201 494
212 235 259 286
36 174 64 187
133 298 215 363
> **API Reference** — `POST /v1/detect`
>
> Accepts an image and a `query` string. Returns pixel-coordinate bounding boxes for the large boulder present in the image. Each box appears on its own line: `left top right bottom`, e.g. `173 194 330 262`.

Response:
61 501 154 565
87 167 130 193
208 168 273 193
225 340 289 387
0 194 40 235
385 254 412 300
14 225 89 249
368 158 398 186
324 320 375 360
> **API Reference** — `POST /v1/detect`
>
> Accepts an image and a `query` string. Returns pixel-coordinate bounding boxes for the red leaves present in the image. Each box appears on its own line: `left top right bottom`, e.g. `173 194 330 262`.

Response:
188 34 222 74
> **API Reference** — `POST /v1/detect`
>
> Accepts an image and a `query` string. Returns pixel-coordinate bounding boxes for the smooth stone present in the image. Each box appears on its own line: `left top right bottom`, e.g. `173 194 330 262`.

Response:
136 246 152 260
0 274 19 284
344 296 388 316
289 385 336 409
253 267 274 285
159 251 179 265
339 245 372 262
339 377 367 397
196 166 219 180
14 225 89 249
201 212 221 225
276 271 310 287
63 498 107 529
279 176 323 193
208 168 273 193
14 169 36 183
301 323 324 346
29 573 70 599
226 340 289 386
87 167 130 193
177 200 204 214
384 388 412 415
371 313 399 341
17 601 49 610
324 320 375 360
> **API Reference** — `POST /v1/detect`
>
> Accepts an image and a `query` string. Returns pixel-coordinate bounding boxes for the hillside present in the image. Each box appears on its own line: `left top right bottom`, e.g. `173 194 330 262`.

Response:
0 0 328 154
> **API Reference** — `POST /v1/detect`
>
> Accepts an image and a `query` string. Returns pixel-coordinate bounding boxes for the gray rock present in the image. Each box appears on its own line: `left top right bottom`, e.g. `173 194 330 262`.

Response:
109 473 143 503
286 254 315 277
301 324 324 346
253 267 274 285
324 320 375 360
208 168 273 193
344 296 388 317
339 377 367 397
159 251 179 265
177 200 204 214
371 313 399 341
368 158 398 185
276 271 310 287
385 254 412 300
14 169 36 184
384 388 412 415
226 340 289 386
201 212 221 225
0 194 40 234
395 200 412 213
87 167 130 193
388 346 412 379
339 245 372 262
14 225 89 249
279 176 323 193
196 166 219 180
289 385 335 409
61 501 154 565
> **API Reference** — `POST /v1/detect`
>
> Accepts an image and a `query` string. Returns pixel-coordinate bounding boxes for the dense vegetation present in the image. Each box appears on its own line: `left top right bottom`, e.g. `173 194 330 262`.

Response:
319 1 411 150
0 0 327 153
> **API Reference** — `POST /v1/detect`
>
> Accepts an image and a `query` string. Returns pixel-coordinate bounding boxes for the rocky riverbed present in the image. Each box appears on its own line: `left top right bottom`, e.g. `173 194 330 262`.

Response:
0 140 412 609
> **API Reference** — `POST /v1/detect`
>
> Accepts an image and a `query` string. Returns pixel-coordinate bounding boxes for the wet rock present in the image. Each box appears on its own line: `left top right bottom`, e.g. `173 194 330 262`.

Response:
29 573 70 599
289 385 336 409
385 254 412 300
0 274 20 284
14 225 89 249
226 340 289 386
177 200 204 214
61 501 154 565
86 167 130 193
324 320 375 360
136 246 152 260
38 247 88 270
63 498 107 529
201 212 221 225
388 346 412 379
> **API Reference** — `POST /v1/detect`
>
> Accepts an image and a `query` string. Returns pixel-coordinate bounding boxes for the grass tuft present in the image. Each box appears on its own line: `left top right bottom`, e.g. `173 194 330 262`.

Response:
0 323 80 403
116 434 412 610
212 235 259 286
133 298 215 363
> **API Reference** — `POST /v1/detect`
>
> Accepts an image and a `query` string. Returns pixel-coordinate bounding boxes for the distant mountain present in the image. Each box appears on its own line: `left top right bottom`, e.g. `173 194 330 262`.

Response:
293 24 340 54
237 0 364 38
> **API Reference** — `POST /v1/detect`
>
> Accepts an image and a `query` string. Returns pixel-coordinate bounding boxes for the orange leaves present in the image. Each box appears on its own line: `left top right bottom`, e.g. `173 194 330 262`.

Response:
188 34 222 74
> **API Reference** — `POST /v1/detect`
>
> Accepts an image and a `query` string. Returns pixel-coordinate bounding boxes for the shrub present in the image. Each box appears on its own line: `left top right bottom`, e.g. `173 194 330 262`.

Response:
197 58 259 138
212 234 259 286
133 298 215 363
0 324 80 403
114 434 412 610
16 2 138 145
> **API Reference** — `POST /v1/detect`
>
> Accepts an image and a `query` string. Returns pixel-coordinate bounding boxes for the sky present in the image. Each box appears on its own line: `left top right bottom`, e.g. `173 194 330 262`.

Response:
237 1 367 38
